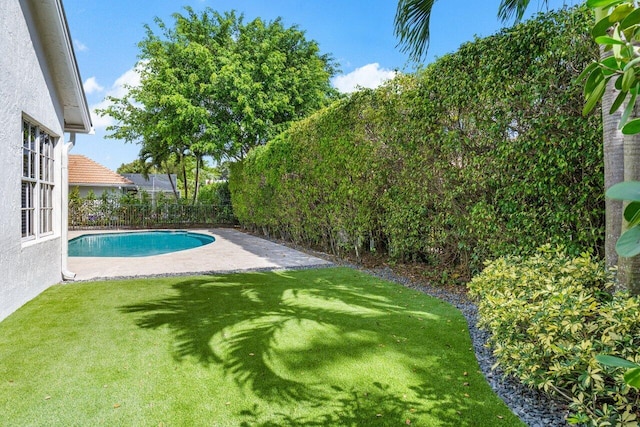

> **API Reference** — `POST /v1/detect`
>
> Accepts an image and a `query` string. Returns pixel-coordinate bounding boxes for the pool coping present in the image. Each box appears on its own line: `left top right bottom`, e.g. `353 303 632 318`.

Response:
67 228 333 281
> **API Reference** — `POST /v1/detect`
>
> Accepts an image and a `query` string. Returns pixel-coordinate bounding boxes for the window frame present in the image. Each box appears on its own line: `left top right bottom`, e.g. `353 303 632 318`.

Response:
22 117 57 241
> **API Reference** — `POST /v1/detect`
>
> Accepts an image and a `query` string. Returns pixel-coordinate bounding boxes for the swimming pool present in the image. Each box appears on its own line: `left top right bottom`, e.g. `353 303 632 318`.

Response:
68 230 215 257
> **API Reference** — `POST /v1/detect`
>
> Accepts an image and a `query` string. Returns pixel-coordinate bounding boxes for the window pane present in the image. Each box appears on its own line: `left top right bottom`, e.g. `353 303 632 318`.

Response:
22 119 56 239
21 182 32 209
29 126 36 178
40 184 53 234
21 182 34 238
23 121 28 146
30 125 36 149
30 151 36 179
21 211 28 237
40 133 48 181
23 148 29 178
21 183 26 210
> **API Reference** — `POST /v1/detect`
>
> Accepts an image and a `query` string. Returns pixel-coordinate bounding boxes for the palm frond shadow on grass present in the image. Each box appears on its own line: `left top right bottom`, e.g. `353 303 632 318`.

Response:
238 384 429 427
121 272 400 403
119 268 517 425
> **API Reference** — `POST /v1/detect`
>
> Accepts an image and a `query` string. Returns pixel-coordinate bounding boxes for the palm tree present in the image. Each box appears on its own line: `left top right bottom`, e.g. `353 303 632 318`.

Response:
394 0 635 291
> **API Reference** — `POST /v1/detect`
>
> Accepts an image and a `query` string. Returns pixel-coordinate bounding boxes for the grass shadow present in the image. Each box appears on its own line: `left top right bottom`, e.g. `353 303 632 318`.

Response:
119 267 522 425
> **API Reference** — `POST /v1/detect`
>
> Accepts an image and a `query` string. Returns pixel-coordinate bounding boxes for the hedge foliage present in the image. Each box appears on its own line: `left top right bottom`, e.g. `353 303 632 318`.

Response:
229 6 604 277
468 246 640 426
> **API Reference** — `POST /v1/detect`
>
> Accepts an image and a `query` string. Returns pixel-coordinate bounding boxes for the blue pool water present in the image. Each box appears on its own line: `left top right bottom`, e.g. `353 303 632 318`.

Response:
68 230 215 257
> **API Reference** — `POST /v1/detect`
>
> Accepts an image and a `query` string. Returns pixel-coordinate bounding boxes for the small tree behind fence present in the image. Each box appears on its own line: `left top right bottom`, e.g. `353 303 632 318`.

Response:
69 200 236 230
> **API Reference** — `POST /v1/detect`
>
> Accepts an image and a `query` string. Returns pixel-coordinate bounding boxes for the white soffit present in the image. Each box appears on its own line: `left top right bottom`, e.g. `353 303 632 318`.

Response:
27 0 93 134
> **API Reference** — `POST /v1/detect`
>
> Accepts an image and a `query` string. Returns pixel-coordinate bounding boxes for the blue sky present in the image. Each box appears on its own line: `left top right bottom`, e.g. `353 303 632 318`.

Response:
62 0 579 171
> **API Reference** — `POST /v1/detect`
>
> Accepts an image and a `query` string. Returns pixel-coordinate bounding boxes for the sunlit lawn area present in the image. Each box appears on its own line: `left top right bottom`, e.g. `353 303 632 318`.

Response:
0 267 523 426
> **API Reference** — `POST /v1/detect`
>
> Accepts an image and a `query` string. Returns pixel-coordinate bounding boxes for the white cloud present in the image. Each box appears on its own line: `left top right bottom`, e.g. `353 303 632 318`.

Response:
332 63 397 94
83 77 104 95
74 39 88 52
90 66 143 129
112 67 143 96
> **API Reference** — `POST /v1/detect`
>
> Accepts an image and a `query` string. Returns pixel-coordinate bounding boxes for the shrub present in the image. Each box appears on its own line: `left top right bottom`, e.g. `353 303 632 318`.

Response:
229 6 604 278
468 246 640 426
198 181 232 206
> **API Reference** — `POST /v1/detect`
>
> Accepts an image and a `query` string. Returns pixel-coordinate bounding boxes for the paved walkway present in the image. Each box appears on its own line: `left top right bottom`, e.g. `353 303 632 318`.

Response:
67 228 332 281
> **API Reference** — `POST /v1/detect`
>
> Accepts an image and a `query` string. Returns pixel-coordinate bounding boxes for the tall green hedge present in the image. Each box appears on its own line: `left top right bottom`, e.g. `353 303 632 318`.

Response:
230 6 604 278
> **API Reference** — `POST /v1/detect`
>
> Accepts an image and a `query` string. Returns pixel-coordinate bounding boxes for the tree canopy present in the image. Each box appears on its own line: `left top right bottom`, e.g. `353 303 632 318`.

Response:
99 7 338 200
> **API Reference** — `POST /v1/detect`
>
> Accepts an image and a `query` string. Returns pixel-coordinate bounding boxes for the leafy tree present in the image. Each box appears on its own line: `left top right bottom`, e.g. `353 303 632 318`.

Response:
116 159 159 175
99 7 338 203
197 181 231 205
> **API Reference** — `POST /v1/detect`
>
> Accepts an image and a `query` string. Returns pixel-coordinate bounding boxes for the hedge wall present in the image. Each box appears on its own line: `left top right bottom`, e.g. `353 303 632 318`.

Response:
229 6 604 279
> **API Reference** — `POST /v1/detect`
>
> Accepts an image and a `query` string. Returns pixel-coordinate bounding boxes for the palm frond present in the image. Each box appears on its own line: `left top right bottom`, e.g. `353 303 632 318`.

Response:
394 0 436 61
498 0 549 23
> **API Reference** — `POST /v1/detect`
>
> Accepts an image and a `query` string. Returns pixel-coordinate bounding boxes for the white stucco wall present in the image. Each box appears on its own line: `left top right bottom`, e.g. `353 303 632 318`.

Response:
0 0 68 321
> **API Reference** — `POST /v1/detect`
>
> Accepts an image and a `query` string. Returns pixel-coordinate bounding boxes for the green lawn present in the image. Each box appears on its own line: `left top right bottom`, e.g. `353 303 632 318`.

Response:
0 267 524 426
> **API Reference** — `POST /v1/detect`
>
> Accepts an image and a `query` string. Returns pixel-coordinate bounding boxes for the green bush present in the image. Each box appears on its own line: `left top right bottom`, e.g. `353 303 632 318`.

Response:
229 6 604 277
468 246 640 426
197 181 232 206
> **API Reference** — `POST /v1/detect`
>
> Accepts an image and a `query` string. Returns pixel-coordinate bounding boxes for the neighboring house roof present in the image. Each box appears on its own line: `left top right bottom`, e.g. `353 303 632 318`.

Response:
69 155 135 187
121 174 179 194
29 0 92 133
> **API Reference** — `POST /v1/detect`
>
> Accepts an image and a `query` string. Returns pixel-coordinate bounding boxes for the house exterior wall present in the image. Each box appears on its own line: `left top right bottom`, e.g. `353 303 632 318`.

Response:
0 0 68 321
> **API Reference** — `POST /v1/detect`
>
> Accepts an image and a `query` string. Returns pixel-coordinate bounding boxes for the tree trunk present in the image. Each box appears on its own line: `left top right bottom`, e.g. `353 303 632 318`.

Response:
619 102 640 294
180 154 189 201
165 169 179 200
601 67 624 273
192 156 201 206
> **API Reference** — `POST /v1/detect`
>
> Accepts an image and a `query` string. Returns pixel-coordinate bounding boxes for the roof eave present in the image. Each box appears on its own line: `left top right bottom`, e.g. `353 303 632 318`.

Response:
30 0 93 134
70 182 136 187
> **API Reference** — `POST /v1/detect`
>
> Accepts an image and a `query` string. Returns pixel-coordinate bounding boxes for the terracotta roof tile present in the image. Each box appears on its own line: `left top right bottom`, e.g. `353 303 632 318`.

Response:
68 155 134 186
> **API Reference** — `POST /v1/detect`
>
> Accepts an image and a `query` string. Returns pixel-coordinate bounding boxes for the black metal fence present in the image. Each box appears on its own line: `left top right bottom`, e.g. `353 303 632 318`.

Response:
69 200 236 230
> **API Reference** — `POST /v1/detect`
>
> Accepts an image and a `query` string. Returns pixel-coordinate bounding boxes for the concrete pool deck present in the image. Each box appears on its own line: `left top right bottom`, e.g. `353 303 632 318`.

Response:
67 228 333 281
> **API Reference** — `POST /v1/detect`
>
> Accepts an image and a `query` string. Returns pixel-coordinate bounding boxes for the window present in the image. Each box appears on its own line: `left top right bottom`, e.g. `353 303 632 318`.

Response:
22 119 56 239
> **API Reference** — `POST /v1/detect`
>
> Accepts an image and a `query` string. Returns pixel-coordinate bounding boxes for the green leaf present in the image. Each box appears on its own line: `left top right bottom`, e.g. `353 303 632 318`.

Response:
587 0 623 7
583 78 606 115
592 15 613 38
596 354 640 368
622 67 636 91
594 35 627 45
625 201 640 226
623 56 640 71
621 45 635 59
622 117 640 134
606 181 640 200
577 62 600 84
616 74 625 90
620 90 637 125
610 3 635 23
583 66 604 97
625 367 640 388
621 8 640 30
616 226 640 257
610 89 628 113
601 55 620 70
